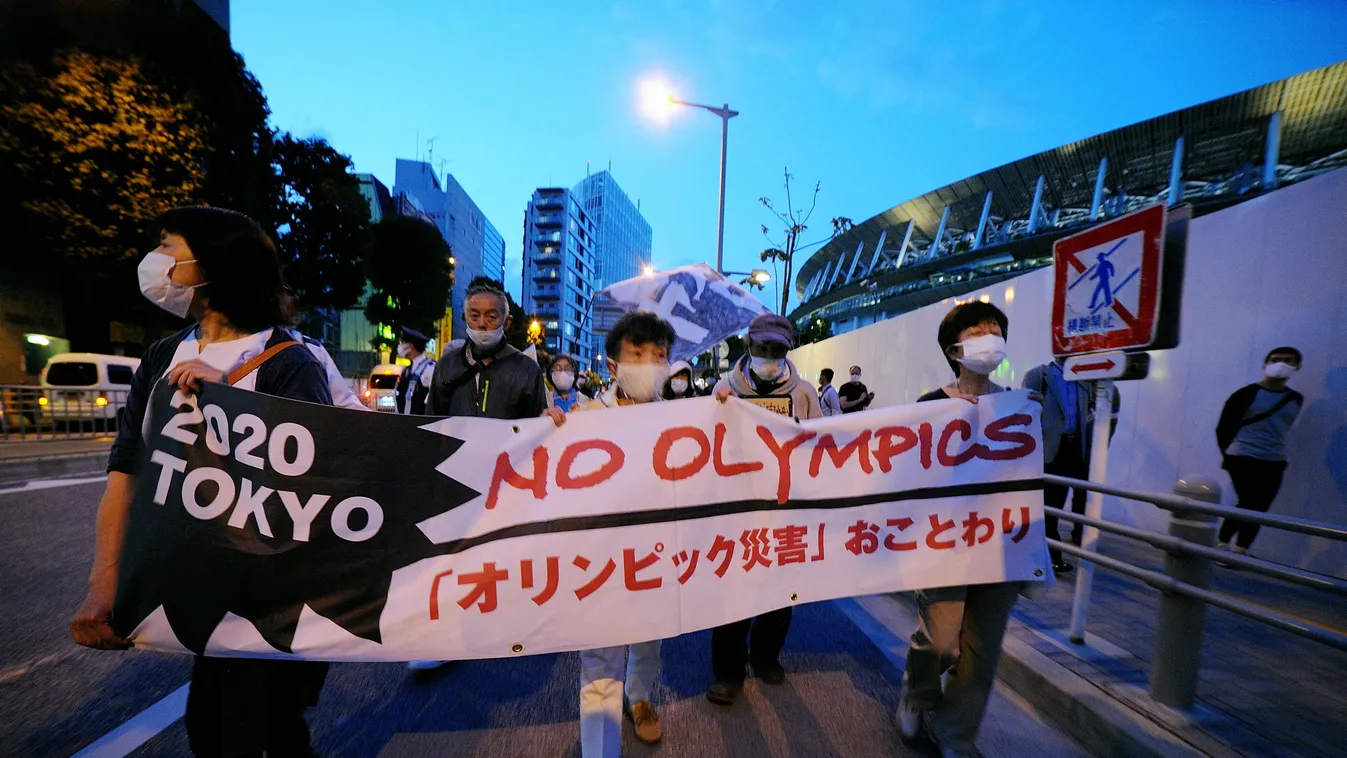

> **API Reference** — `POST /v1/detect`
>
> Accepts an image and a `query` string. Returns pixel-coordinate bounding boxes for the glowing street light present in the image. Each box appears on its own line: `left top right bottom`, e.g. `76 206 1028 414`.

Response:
643 264 655 277
639 78 676 121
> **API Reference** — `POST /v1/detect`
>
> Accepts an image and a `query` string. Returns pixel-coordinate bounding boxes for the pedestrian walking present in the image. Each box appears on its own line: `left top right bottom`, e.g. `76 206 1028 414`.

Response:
818 367 843 416
544 311 675 756
1215 347 1304 555
897 300 1023 758
69 206 332 758
1023 358 1119 574
662 359 697 400
394 326 435 415
707 313 822 706
838 364 875 413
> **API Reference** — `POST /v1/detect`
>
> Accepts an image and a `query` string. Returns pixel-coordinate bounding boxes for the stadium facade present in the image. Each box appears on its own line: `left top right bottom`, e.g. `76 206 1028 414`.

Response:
792 61 1347 336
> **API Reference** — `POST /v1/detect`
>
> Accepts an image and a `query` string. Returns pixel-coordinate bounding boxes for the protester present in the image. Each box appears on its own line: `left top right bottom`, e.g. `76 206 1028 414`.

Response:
707 313 822 706
662 359 697 400
69 206 332 757
897 300 1022 758
1215 347 1304 555
838 364 875 413
544 311 674 756
818 367 842 416
394 326 435 415
575 372 596 398
1023 358 1120 574
546 353 585 412
412 280 546 671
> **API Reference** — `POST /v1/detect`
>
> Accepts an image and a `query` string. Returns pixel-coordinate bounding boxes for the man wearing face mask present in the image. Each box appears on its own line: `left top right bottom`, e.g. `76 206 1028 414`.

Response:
818 368 842 416
838 365 875 414
898 300 1028 758
546 354 584 412
542 311 675 755
663 360 697 400
707 313 822 706
1215 347 1304 556
394 326 435 415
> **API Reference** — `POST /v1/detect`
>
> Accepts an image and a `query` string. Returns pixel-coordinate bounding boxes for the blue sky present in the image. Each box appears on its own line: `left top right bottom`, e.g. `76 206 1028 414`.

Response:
232 0 1347 309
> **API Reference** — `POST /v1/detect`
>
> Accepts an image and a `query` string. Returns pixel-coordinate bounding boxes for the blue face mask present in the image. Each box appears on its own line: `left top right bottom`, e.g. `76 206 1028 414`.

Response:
750 355 786 381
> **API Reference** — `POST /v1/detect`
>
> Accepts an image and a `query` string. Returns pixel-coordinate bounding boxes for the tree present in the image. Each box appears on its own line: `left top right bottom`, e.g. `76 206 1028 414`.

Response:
272 134 371 313
759 167 853 315
364 216 454 351
797 317 834 346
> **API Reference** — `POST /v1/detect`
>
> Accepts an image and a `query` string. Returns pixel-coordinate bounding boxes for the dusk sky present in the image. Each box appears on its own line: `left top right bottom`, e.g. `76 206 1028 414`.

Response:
233 0 1347 309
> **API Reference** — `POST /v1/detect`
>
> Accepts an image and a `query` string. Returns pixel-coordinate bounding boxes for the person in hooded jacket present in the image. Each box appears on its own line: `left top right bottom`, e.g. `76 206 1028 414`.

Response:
705 314 822 706
662 359 698 400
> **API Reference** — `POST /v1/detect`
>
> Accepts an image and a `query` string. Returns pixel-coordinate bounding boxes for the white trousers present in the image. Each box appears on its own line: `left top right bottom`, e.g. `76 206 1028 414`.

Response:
579 641 661 758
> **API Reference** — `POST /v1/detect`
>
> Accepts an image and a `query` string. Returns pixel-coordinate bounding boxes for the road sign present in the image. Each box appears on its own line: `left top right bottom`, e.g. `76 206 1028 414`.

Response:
1062 351 1150 382
1052 204 1166 356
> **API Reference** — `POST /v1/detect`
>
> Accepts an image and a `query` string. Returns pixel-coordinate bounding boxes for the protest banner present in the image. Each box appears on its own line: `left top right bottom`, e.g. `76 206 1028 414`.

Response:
114 382 1048 661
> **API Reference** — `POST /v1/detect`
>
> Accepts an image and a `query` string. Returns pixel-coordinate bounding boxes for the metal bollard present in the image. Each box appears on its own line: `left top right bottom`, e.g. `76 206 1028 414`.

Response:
1149 476 1222 709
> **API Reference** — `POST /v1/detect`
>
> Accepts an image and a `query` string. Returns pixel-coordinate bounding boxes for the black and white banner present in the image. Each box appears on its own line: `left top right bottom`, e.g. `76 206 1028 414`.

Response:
114 383 1049 661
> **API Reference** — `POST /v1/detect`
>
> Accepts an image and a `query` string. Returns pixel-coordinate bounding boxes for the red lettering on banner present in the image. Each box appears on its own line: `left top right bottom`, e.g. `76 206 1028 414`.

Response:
813 523 826 562
623 548 663 590
983 413 1038 459
919 422 934 470
428 569 453 620
714 422 765 477
926 515 957 549
572 555 617 600
557 440 624 490
739 528 773 571
962 511 996 546
845 520 880 555
653 426 711 481
938 420 978 467
485 447 548 509
809 431 874 477
457 562 509 613
884 517 917 551
708 534 736 577
873 426 918 473
755 426 818 504
530 557 560 605
673 549 701 584
1002 507 1031 543
773 525 809 565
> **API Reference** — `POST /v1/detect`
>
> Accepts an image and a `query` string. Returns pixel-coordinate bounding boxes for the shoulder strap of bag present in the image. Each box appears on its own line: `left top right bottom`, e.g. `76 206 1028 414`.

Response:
1236 392 1298 430
227 340 300 386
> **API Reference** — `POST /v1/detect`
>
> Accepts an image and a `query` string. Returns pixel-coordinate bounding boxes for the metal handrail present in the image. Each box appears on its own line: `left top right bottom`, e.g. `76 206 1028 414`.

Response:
1044 473 1347 542
1052 540 1347 652
0 385 127 441
1045 505 1347 596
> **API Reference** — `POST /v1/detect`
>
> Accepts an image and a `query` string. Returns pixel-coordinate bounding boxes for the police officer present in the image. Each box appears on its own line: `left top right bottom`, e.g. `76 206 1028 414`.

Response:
394 327 435 415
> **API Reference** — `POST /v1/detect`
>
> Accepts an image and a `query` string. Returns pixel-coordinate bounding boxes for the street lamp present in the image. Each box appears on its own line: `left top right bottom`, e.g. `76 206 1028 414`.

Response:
643 264 655 277
724 268 771 289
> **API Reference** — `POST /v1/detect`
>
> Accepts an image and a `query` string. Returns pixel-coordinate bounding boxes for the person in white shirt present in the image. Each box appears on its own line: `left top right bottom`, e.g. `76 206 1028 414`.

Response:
818 367 843 416
394 326 435 415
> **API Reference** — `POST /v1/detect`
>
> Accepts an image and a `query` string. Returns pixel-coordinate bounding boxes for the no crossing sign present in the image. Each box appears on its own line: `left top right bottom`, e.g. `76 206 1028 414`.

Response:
1051 204 1166 356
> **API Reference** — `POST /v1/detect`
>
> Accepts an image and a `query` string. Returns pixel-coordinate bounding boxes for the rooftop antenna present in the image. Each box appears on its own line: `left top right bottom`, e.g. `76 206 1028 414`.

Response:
415 129 419 161
587 160 591 177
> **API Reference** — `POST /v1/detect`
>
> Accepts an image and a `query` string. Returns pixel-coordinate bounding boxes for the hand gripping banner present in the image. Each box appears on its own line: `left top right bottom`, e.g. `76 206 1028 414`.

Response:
114 383 1050 661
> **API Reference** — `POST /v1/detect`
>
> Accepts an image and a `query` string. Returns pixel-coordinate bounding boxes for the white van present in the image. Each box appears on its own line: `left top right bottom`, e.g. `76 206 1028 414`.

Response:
40 353 141 423
364 363 404 412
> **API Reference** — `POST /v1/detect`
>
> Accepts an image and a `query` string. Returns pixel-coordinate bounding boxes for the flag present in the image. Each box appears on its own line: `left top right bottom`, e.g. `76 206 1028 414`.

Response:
595 264 770 361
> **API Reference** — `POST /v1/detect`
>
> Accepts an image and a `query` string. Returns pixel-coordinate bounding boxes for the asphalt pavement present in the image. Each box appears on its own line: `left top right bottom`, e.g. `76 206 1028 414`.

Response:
1 478 1087 758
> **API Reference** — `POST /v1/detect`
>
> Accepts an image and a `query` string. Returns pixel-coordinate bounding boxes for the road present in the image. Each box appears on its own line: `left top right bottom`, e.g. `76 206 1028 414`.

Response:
1 477 1087 757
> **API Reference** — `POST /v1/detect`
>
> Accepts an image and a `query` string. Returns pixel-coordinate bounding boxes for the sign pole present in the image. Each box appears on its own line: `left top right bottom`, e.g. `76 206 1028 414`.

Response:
1068 378 1113 644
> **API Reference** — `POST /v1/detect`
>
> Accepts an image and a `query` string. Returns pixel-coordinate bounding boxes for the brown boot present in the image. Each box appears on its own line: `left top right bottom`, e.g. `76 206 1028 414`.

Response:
628 700 663 744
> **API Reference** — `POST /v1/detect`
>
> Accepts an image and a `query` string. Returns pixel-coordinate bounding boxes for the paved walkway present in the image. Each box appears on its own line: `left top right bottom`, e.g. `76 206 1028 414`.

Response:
1011 533 1347 757
0 438 112 460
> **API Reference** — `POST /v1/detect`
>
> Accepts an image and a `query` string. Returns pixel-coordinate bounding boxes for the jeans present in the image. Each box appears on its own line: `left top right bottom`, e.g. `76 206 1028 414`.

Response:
579 641 661 758
710 607 793 683
185 657 328 757
1219 456 1289 549
1044 437 1089 564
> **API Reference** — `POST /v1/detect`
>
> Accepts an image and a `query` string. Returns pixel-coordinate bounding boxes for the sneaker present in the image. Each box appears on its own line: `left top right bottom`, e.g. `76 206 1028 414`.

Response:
627 700 663 744
753 659 787 685
896 695 923 740
706 680 742 705
407 660 448 671
1052 561 1075 576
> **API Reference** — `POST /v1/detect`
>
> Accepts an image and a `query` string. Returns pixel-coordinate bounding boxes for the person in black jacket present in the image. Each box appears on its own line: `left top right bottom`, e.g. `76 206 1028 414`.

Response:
1215 347 1305 555
69 206 332 757
394 326 435 415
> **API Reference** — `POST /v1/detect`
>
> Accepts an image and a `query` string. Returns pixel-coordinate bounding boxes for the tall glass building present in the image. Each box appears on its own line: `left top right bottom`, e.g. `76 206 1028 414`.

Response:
572 170 652 372
521 188 598 369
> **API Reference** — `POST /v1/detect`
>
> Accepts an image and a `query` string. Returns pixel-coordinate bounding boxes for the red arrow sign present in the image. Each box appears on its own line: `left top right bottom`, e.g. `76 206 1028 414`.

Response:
1071 359 1117 374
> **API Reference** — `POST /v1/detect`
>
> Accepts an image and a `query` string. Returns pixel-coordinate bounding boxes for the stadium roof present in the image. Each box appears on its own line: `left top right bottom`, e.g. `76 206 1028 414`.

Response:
796 60 1347 305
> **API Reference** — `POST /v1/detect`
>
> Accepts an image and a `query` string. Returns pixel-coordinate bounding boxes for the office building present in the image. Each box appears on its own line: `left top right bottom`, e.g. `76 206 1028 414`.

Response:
572 170 652 371
520 188 598 369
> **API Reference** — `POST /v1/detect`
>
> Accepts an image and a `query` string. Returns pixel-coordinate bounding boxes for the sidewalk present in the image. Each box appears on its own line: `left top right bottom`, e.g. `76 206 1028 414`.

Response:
0 437 110 485
995 534 1347 757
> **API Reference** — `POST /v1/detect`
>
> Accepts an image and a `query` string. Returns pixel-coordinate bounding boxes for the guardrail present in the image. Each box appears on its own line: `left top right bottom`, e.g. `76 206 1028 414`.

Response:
0 385 129 441
1045 473 1347 709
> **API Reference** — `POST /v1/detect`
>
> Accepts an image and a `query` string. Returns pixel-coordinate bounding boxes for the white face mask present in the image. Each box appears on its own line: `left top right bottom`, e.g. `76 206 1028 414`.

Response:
467 327 504 351
616 362 669 403
137 251 202 318
850 373 862 383
750 355 787 381
670 377 689 394
396 342 411 359
552 370 575 392
956 334 1007 375
1264 361 1297 380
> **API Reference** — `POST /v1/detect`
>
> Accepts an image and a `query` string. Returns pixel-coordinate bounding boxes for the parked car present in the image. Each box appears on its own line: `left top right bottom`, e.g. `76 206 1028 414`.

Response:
40 353 140 425
363 363 404 412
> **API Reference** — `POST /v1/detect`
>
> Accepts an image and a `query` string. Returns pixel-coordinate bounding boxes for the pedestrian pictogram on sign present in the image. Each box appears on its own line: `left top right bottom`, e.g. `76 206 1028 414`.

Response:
1052 204 1167 356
